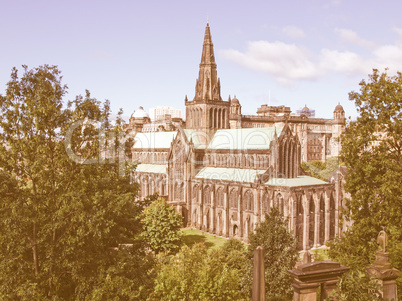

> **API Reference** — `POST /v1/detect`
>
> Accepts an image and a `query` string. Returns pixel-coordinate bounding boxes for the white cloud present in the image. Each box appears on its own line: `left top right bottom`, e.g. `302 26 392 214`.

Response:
221 41 320 85
372 44 402 71
282 26 306 39
393 27 402 36
221 28 402 85
319 49 368 74
335 28 374 48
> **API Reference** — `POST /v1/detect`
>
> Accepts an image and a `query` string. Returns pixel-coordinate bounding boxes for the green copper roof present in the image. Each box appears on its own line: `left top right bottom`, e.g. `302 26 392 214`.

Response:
132 131 177 149
207 127 283 150
265 176 329 187
183 129 209 149
195 167 266 183
135 164 167 174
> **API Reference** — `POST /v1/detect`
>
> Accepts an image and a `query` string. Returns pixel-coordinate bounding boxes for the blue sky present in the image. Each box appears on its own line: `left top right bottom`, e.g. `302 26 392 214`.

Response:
2 0 402 120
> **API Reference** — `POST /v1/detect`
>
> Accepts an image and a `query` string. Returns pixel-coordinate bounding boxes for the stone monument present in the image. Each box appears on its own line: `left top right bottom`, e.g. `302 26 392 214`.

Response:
366 230 400 301
252 246 266 301
288 260 349 300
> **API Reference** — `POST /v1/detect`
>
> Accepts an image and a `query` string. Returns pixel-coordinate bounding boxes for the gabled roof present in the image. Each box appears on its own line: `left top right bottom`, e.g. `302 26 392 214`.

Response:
135 164 167 174
132 131 177 149
265 176 329 187
207 127 283 150
183 129 209 149
195 167 266 183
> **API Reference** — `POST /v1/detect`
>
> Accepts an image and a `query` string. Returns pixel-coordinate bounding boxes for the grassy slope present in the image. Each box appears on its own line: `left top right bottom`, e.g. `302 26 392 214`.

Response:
181 228 229 249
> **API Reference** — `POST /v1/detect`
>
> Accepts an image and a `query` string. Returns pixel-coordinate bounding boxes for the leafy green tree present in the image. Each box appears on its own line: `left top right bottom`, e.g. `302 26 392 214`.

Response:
0 65 154 299
151 240 249 301
141 197 183 254
325 270 382 301
327 69 402 296
151 243 207 300
198 239 249 300
248 207 299 300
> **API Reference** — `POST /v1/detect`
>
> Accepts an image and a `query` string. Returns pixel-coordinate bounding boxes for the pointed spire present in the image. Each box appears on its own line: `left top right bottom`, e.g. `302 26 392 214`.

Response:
200 22 216 65
192 22 221 102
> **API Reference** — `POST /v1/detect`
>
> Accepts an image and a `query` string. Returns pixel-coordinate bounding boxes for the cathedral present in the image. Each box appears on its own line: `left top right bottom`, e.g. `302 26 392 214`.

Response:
130 23 345 250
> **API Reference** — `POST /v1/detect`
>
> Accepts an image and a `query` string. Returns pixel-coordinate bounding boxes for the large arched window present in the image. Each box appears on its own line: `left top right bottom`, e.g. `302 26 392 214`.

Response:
330 193 335 239
244 190 254 212
262 192 270 214
276 194 284 215
192 185 199 203
296 195 304 250
229 188 238 209
319 194 325 245
204 186 211 205
309 195 315 248
217 187 224 207
174 182 180 201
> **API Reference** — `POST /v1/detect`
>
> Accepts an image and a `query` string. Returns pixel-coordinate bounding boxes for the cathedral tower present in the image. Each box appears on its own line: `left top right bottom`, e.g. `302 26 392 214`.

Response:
185 22 230 133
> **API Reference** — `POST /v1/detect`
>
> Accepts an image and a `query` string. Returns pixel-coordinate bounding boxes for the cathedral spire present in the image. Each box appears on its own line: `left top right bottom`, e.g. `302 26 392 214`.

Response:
193 22 222 102
200 22 216 66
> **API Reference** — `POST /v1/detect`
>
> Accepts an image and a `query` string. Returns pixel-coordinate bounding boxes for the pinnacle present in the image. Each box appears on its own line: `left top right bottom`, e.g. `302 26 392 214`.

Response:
201 23 215 65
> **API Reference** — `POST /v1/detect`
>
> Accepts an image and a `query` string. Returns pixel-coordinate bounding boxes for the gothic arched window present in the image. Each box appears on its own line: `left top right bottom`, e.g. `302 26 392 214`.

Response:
217 187 224 207
229 188 238 209
204 186 211 205
244 190 254 212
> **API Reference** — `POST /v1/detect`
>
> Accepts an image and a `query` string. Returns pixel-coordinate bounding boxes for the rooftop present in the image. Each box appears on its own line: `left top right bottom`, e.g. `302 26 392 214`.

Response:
208 127 283 150
135 164 167 174
132 131 177 149
195 167 266 183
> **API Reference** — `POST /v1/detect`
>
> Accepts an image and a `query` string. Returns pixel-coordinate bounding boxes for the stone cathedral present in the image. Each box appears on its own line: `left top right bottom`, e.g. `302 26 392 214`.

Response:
130 23 345 250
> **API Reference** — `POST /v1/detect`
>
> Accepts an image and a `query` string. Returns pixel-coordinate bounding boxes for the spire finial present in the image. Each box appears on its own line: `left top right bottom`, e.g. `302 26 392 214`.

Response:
207 13 209 25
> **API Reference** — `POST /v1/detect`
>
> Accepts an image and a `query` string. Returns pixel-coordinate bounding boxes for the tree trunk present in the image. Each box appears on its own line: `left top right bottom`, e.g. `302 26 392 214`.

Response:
32 221 39 276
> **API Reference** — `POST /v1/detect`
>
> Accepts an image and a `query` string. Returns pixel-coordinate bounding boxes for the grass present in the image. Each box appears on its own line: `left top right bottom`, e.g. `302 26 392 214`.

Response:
310 247 330 261
181 228 229 250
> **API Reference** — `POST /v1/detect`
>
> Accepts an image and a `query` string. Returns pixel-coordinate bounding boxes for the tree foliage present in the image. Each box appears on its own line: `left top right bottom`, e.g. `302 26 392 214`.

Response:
248 207 299 300
327 68 402 297
150 239 249 300
0 65 154 299
325 270 382 301
141 197 183 255
301 157 341 181
341 69 402 233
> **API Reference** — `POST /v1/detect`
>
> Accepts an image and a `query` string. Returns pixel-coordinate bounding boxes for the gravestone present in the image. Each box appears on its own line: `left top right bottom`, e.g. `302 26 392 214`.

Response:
366 230 400 301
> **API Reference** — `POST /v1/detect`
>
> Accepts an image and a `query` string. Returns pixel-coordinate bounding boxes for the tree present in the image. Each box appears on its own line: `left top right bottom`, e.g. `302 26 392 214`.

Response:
197 239 249 300
0 65 154 299
141 197 183 254
248 207 299 300
325 270 382 301
327 68 402 296
301 157 341 181
150 240 249 301
150 243 207 300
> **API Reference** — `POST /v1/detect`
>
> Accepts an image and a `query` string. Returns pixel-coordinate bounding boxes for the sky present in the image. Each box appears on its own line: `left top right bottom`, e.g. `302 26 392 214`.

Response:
2 0 402 121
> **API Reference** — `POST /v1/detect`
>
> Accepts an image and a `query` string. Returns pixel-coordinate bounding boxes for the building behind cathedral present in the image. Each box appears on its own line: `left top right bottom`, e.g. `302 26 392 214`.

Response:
128 23 346 250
